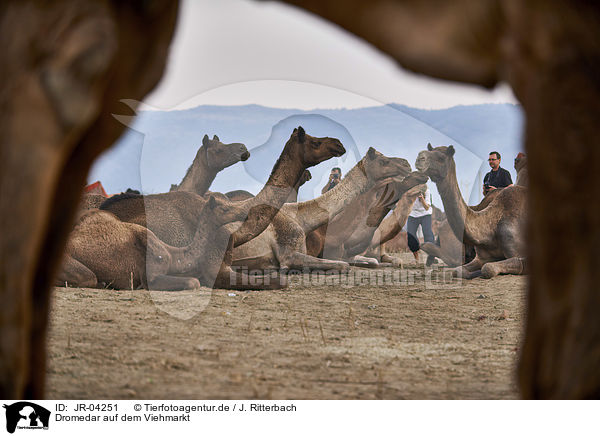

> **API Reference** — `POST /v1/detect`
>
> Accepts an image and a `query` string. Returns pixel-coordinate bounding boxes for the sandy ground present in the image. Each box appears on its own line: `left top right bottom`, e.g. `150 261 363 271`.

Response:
47 253 526 399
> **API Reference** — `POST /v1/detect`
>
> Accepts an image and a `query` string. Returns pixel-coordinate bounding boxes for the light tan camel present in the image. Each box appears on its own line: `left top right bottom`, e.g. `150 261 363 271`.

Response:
309 172 428 267
56 210 200 290
170 134 249 195
101 127 346 289
230 148 412 271
421 153 527 267
416 144 526 279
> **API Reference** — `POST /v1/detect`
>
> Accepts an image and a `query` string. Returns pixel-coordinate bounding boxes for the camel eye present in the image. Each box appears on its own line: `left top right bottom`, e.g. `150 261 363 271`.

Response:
311 141 320 149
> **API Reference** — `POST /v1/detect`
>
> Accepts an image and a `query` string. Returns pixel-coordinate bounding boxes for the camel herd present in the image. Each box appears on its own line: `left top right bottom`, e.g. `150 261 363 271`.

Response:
2 0 600 399
59 128 529 294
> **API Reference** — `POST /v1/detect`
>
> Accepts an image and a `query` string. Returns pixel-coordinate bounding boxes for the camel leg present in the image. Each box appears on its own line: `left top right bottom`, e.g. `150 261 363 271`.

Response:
348 255 379 268
284 251 350 271
214 267 288 291
481 257 526 279
421 242 444 264
148 275 201 291
55 255 98 288
452 257 484 279
380 254 402 267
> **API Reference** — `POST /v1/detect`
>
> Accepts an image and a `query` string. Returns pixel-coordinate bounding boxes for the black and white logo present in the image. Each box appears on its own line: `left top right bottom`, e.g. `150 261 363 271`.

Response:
3 402 50 434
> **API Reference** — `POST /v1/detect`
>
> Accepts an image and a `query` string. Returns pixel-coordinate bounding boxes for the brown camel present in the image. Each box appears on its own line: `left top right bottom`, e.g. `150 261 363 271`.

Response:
101 127 345 288
225 169 312 203
422 153 526 267
308 172 428 267
416 144 527 279
230 148 412 271
56 210 200 290
361 183 429 266
170 134 250 195
514 153 528 187
0 0 178 398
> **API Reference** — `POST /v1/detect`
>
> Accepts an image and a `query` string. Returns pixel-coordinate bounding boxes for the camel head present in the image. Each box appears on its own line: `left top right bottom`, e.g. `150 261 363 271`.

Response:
362 147 412 183
514 152 527 172
365 172 428 226
415 143 456 183
201 134 250 171
287 126 346 167
145 232 178 278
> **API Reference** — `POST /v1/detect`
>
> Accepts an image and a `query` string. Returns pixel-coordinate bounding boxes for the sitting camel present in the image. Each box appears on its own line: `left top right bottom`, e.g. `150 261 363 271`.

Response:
170 134 250 195
56 210 200 290
421 152 527 267
101 127 346 289
416 144 526 278
308 172 428 267
230 148 413 271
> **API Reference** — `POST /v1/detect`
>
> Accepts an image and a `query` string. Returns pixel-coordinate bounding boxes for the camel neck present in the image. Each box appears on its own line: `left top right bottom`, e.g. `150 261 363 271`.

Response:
230 142 304 247
436 160 482 245
177 148 218 195
291 160 370 233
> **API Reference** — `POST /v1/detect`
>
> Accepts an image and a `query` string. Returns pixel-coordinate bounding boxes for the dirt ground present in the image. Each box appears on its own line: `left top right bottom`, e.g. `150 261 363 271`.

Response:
47 253 526 399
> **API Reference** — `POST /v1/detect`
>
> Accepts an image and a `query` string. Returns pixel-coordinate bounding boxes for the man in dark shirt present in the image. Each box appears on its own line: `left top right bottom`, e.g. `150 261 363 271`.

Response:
483 151 513 195
321 167 342 194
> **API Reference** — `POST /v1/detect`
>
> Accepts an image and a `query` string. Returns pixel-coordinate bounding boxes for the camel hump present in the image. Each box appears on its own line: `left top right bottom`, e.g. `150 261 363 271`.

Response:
100 192 142 209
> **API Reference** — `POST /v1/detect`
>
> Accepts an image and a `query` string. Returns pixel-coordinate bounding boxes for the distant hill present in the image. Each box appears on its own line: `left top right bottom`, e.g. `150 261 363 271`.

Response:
89 103 524 208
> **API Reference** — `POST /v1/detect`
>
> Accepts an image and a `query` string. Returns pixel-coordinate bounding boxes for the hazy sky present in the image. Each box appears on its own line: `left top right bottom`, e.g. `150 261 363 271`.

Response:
145 0 517 110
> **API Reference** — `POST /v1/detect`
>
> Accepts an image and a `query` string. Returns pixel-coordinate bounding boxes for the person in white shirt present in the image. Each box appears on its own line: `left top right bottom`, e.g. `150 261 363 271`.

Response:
406 186 435 263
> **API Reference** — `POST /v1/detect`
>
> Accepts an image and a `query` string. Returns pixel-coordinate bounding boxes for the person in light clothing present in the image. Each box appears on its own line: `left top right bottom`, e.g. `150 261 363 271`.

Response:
406 186 435 263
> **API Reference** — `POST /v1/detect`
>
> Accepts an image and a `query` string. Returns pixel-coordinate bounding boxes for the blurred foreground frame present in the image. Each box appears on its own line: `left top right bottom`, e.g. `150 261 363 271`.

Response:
0 0 178 398
1 0 599 399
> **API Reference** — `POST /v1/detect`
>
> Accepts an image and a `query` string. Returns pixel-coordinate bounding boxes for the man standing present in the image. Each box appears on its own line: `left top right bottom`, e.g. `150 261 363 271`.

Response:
407 186 435 263
321 167 342 194
483 151 513 195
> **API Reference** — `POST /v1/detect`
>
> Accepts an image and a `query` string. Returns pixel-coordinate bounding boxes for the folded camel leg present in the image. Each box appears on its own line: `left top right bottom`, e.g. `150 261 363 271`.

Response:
451 257 483 279
481 257 527 279
55 254 98 288
213 266 288 290
348 255 379 268
285 252 350 271
147 274 201 291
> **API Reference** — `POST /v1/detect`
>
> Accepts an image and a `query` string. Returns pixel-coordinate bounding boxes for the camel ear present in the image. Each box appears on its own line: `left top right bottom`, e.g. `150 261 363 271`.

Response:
202 134 210 146
447 145 455 156
427 143 433 151
367 147 377 159
297 126 305 142
213 135 219 141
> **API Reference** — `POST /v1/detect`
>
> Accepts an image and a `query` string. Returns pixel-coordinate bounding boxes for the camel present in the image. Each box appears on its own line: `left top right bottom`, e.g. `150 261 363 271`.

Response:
307 172 428 267
422 153 527 267
229 148 413 271
56 210 200 290
169 134 250 195
415 144 527 279
0 0 178 398
361 183 429 266
101 127 346 289
514 153 528 187
225 169 312 203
